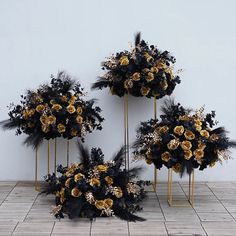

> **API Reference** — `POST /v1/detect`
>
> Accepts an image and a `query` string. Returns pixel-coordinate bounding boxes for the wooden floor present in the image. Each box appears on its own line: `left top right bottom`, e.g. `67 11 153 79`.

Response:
0 182 236 235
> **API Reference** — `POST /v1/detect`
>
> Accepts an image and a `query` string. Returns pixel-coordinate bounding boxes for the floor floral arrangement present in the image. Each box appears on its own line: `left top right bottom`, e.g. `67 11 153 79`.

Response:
43 143 148 221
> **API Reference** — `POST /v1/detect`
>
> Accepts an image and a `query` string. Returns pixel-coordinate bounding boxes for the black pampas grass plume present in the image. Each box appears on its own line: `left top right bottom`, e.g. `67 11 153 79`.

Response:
135 32 141 46
91 77 109 91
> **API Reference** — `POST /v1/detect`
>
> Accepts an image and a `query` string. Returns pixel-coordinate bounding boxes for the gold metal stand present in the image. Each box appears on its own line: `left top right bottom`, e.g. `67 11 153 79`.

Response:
124 94 129 172
47 140 50 174
34 140 51 191
66 140 70 166
54 139 57 173
35 146 40 191
167 168 195 207
153 96 157 192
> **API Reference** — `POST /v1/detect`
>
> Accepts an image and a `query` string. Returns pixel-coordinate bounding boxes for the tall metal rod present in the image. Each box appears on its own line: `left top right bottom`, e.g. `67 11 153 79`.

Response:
124 95 127 170
126 94 129 172
47 140 50 174
35 146 38 191
189 169 195 205
153 96 157 191
67 140 70 166
54 138 57 173
192 170 195 204
124 94 129 172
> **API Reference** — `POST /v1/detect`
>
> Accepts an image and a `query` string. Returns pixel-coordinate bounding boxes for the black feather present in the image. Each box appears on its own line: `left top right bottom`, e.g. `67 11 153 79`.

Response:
113 206 145 222
91 78 109 90
77 142 91 169
134 32 141 46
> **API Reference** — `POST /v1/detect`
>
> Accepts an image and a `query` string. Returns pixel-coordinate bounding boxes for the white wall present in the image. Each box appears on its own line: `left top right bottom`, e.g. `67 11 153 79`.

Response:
0 0 236 181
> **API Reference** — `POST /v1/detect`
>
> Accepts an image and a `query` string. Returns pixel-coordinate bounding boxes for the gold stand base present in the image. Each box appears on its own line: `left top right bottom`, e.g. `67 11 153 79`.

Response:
34 139 70 191
167 168 195 207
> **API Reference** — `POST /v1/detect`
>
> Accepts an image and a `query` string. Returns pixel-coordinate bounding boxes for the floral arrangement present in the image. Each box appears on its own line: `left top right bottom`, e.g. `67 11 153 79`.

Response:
92 32 181 98
44 143 147 221
133 99 236 175
0 71 104 148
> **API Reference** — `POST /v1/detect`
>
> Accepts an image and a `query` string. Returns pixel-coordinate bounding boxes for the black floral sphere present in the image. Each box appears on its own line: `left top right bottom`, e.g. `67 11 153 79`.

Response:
0 71 104 148
133 99 236 175
92 32 181 98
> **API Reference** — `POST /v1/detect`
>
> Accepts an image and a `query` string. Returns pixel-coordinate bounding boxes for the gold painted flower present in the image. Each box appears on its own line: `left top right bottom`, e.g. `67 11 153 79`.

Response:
184 150 193 160
210 134 219 142
172 163 182 173
74 173 84 182
76 115 83 124
151 66 159 73
36 104 45 113
39 116 50 126
124 79 133 89
165 67 174 80
184 130 195 140
104 198 113 209
71 188 82 198
144 52 153 62
23 109 34 119
105 176 113 186
90 178 100 187
69 95 77 105
70 128 78 137
200 130 210 139
179 115 190 121
41 124 49 133
67 105 76 114
156 60 167 69
160 80 168 90
52 104 62 112
114 187 123 198
132 72 141 81
140 86 150 96
119 56 129 66
173 125 185 136
193 149 204 160
57 123 66 133
198 141 206 150
95 200 105 210
167 139 180 150
48 115 56 125
30 108 36 115
65 169 75 177
65 178 71 188
96 165 108 172
161 151 171 162
76 106 83 115
195 125 202 132
180 140 192 150
194 119 202 126
146 72 154 82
